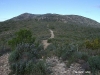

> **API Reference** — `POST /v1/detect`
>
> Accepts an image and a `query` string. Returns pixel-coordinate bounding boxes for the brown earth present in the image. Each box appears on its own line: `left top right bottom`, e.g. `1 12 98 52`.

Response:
42 29 54 50
0 53 11 75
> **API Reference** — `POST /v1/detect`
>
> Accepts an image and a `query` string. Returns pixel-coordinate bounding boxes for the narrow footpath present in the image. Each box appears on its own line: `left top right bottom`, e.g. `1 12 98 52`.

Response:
42 26 85 75
42 29 54 50
0 25 88 75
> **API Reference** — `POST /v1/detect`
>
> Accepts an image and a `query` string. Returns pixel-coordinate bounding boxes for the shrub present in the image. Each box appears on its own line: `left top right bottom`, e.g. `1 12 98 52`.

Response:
8 29 35 49
47 38 53 43
9 50 19 63
88 55 100 75
25 60 48 75
60 43 77 60
74 52 89 61
49 26 55 29
48 43 77 60
85 38 100 50
10 61 26 75
8 43 48 75
44 44 56 57
8 29 48 75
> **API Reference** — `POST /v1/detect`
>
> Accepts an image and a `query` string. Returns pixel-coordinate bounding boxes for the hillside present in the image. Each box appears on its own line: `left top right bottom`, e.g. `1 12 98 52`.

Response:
0 13 100 75
10 13 100 27
0 13 100 55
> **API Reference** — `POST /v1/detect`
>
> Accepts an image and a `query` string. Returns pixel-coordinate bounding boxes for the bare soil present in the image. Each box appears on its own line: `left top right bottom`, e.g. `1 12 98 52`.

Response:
42 29 54 50
0 53 11 75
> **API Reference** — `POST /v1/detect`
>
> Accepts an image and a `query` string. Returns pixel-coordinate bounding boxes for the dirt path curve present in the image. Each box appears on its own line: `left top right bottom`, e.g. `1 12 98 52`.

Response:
42 29 54 50
49 29 54 39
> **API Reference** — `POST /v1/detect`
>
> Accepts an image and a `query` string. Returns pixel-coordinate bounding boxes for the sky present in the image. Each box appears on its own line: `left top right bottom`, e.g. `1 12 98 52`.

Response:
0 0 100 22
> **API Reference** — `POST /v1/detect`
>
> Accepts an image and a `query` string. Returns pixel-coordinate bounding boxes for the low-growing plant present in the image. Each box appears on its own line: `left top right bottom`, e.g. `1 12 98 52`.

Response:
8 43 48 75
60 43 77 60
44 44 56 57
49 26 55 29
88 55 100 75
85 38 100 50
9 50 19 63
47 38 54 43
8 29 35 49
74 52 89 61
25 60 48 75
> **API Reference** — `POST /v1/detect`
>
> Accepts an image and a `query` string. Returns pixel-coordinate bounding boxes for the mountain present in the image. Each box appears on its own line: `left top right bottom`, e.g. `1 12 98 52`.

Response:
1 13 100 75
10 13 100 27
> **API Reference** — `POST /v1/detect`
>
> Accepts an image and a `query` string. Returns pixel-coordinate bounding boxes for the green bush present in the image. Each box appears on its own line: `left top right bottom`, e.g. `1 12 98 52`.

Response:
25 60 48 75
44 44 56 57
49 26 55 29
47 43 77 60
8 29 47 75
74 52 89 61
8 43 48 75
60 43 77 60
9 50 19 63
47 38 53 43
88 55 100 75
10 61 26 75
8 29 35 49
85 38 100 50
10 60 48 75
9 43 43 62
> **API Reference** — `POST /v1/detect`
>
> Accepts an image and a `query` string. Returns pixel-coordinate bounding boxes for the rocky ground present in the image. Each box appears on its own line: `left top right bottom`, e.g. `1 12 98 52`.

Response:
0 53 10 75
46 57 91 75
43 28 92 75
0 54 92 75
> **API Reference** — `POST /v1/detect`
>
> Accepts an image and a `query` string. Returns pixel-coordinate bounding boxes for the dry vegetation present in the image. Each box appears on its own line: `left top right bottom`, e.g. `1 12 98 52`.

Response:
0 14 100 75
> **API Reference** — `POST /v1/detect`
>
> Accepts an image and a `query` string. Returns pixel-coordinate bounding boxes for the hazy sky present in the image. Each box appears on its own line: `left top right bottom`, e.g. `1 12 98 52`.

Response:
0 0 100 22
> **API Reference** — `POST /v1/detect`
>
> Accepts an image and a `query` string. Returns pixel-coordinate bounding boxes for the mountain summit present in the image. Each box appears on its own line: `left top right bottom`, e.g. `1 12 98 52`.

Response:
10 13 100 27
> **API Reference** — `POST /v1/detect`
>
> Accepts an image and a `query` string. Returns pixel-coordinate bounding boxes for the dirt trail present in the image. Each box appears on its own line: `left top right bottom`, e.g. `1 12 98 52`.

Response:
49 29 54 38
42 29 54 50
0 27 54 75
44 27 86 75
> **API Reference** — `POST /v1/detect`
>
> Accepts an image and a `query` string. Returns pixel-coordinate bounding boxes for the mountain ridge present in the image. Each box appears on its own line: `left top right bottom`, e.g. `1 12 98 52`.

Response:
8 13 100 27
0 13 100 75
